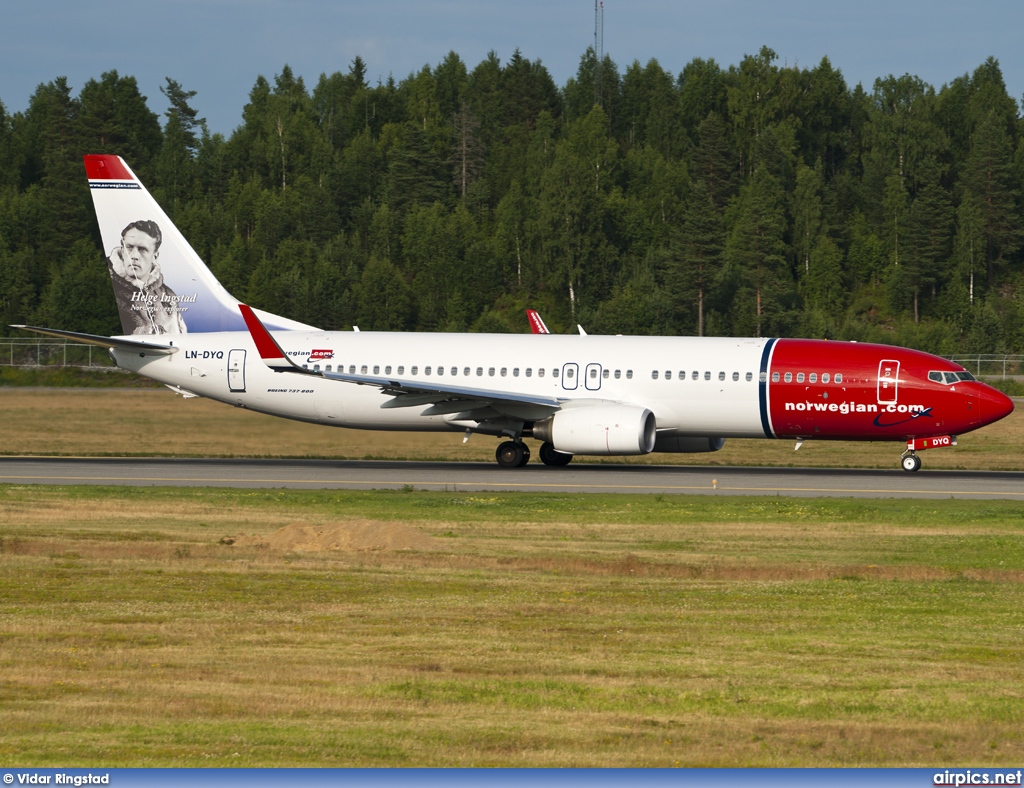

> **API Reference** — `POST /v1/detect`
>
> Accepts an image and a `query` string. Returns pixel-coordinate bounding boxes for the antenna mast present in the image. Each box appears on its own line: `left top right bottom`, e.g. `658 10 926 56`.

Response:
594 1 604 106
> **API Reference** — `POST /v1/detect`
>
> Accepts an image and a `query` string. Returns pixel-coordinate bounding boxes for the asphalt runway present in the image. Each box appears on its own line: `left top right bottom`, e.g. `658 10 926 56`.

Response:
1 456 1023 499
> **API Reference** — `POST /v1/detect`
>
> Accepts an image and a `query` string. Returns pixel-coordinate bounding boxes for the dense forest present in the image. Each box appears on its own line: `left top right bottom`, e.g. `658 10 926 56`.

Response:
0 46 1022 354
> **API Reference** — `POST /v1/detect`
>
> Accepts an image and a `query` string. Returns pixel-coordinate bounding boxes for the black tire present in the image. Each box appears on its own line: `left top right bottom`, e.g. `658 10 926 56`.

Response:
539 441 572 467
901 454 921 472
496 440 525 468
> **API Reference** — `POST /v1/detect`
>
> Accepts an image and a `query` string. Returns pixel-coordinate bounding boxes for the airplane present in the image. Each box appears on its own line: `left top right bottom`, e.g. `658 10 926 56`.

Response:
12 154 1016 472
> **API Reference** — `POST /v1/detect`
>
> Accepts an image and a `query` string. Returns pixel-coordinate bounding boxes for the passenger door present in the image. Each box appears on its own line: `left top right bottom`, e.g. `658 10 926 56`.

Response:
877 359 899 405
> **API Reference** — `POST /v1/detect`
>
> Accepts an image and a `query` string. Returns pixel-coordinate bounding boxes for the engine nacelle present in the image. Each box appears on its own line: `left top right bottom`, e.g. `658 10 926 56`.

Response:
653 436 726 453
532 405 656 456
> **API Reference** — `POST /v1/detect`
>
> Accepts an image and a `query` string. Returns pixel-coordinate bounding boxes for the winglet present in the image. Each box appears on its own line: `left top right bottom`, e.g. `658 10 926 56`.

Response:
239 304 314 374
526 309 550 334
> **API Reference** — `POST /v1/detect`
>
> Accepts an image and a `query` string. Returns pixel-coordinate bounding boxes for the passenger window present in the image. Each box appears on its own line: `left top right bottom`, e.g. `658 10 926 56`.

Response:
665 371 672 380
626 370 633 380
411 366 418 375
553 369 559 378
360 365 368 374
797 373 805 383
719 372 725 381
809 373 818 383
538 368 545 378
373 365 380 374
652 370 659 380
760 372 767 383
314 364 321 372
589 368 598 379
784 372 792 383
513 368 520 377
476 367 483 376
679 372 685 381
746 372 753 382
835 373 842 384
436 366 444 376
385 365 392 374
822 373 830 383
452 367 458 376
488 368 495 376
526 368 533 377
704 371 711 380
732 372 739 381
463 367 469 376
772 372 780 382
614 370 621 379
302 364 309 370
501 368 508 377
565 368 573 379
325 365 332 372
349 365 355 374
397 366 405 375
602 369 609 379
691 371 698 381
425 366 432 376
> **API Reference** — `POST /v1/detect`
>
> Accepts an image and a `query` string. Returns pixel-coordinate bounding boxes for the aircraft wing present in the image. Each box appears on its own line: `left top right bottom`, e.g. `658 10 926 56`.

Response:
10 325 178 355
239 305 562 421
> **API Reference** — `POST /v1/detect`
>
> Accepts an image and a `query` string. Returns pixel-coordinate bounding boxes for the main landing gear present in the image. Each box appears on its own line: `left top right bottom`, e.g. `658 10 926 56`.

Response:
495 440 530 468
495 440 573 468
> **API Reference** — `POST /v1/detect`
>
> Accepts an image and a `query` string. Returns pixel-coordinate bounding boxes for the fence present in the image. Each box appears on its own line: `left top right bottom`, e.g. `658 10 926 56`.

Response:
0 338 117 369
947 355 1024 380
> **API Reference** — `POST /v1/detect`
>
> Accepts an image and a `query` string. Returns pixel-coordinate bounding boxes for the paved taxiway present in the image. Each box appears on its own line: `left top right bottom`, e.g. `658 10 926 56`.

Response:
1 457 1022 499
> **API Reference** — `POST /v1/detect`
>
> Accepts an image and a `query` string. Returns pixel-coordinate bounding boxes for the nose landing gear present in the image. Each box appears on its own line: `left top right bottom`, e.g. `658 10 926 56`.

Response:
900 435 956 471
900 452 922 472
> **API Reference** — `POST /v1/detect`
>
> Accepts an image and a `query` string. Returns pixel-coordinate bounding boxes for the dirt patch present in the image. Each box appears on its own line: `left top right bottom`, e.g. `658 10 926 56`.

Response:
227 520 440 553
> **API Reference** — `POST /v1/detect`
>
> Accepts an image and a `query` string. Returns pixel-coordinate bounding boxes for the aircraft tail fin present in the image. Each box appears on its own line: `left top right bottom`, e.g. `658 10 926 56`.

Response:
84 155 316 336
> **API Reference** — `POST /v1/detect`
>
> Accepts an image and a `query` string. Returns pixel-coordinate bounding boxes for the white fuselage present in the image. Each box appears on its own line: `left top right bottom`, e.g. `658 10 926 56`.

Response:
115 331 770 438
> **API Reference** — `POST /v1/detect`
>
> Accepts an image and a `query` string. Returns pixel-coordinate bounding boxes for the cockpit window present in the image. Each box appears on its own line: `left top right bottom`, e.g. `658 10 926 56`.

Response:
929 370 977 385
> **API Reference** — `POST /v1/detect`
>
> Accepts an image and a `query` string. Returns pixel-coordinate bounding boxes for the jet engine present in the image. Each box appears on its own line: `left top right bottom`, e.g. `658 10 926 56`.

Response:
531 405 656 455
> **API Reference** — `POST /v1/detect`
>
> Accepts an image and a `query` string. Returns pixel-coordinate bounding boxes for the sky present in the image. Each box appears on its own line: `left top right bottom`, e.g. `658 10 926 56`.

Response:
3 0 1024 137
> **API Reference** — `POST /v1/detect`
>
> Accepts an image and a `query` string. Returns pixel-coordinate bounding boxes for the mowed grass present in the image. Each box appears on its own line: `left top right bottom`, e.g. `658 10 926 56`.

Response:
1 486 1023 766
0 388 1022 469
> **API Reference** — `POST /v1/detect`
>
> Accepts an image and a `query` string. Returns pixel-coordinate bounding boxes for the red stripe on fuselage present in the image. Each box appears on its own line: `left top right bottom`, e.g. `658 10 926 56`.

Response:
766 339 1012 441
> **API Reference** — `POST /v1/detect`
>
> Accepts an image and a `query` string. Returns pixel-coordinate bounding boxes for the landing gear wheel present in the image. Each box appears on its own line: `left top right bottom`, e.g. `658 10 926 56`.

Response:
901 454 921 472
496 440 527 468
539 441 573 467
517 443 531 467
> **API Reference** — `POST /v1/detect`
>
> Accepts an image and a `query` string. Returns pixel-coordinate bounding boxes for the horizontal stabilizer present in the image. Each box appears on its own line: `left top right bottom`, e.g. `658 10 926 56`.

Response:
10 325 178 355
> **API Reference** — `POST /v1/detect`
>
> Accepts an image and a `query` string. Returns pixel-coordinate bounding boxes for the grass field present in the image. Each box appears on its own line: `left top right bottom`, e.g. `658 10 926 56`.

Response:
1 486 1023 766
0 387 1021 470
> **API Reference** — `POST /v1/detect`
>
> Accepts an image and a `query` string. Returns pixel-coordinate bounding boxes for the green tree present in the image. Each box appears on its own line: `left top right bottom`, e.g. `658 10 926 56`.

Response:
723 165 792 337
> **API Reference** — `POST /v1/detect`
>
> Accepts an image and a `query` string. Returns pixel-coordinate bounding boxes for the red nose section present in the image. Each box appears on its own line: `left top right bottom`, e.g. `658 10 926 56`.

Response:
981 385 1015 426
